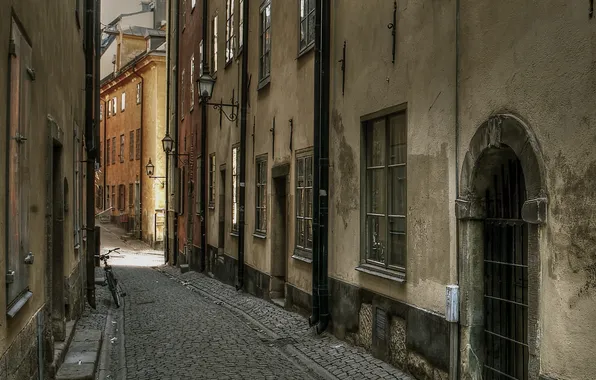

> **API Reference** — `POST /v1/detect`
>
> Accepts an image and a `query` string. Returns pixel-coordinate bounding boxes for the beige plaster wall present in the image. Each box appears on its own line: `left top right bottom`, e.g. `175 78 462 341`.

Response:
0 0 85 356
459 1 596 378
329 0 457 314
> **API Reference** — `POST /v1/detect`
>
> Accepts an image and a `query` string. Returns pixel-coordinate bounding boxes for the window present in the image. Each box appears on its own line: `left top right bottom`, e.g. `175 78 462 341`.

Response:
129 183 134 208
299 0 315 52
363 110 407 273
296 152 313 257
196 156 202 214
255 156 267 235
135 129 141 159
106 139 111 166
199 40 204 76
136 83 142 104
118 184 126 210
190 55 195 109
111 137 116 164
181 69 185 117
121 92 126 111
7 18 33 305
106 188 110 209
191 0 196 10
209 153 216 207
225 0 235 63
99 142 102 168
212 16 218 73
182 0 187 29
111 186 116 209
259 1 272 81
129 131 134 160
108 99 112 117
239 0 244 50
112 97 117 115
119 134 125 163
232 145 240 233
100 104 103 121
179 167 186 215
97 186 103 209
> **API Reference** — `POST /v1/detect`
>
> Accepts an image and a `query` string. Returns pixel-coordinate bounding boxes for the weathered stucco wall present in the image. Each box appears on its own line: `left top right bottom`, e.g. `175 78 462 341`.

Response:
459 1 596 378
0 0 86 375
329 0 457 315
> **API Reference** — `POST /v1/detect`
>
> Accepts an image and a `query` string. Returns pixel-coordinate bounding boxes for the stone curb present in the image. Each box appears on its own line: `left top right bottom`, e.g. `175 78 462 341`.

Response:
55 330 103 380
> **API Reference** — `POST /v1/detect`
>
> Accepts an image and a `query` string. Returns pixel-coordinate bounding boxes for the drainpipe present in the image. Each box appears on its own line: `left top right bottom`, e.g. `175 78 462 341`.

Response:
101 98 107 210
199 0 209 272
84 0 97 309
173 0 180 266
164 0 172 263
132 67 144 241
315 0 331 334
235 0 249 291
309 0 322 327
449 0 461 378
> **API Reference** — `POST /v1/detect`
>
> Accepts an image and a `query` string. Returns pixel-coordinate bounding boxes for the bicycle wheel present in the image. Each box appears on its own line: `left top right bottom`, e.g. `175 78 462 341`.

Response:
106 271 121 308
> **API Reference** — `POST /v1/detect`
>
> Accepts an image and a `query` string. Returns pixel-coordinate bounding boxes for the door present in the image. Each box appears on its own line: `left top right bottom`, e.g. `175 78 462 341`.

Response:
218 167 226 254
135 181 140 236
483 156 528 380
270 175 287 300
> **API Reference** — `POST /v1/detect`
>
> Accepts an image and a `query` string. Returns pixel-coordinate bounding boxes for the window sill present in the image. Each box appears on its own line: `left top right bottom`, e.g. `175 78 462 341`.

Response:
208 205 215 210
356 264 406 283
297 44 314 60
190 106 194 113
257 76 271 91
7 290 33 319
230 231 239 237
253 232 267 239
292 250 312 264
225 59 234 69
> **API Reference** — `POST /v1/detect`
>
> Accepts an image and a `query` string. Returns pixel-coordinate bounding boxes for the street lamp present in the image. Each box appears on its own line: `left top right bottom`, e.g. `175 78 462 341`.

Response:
162 132 174 154
145 158 155 176
198 73 239 127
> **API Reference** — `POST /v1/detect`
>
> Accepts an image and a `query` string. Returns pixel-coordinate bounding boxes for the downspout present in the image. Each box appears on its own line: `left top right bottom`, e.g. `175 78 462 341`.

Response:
164 0 172 263
235 0 249 291
132 67 144 241
316 0 331 334
199 0 209 272
84 0 97 309
450 0 461 378
101 98 107 210
309 0 322 327
173 0 181 266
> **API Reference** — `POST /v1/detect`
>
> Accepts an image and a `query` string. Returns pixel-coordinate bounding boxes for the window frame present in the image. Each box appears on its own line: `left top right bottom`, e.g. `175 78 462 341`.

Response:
129 131 134 161
298 0 315 54
225 0 235 65
294 149 313 261
106 138 111 166
121 92 126 112
212 15 219 74
255 155 267 236
238 0 245 52
358 105 408 281
208 153 216 208
119 134 125 163
136 82 142 104
258 0 272 85
135 129 141 160
112 97 117 115
231 144 240 235
111 137 116 164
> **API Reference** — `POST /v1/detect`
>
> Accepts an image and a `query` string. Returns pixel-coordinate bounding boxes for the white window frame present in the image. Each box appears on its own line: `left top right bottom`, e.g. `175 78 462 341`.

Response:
225 0 235 64
112 97 117 114
121 92 126 111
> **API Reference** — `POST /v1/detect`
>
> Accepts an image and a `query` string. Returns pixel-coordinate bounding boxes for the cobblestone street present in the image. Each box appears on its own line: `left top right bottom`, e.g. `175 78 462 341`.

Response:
96 225 411 380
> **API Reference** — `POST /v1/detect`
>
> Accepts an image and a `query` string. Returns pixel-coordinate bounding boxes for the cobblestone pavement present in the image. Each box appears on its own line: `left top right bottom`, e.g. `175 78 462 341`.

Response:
159 267 413 380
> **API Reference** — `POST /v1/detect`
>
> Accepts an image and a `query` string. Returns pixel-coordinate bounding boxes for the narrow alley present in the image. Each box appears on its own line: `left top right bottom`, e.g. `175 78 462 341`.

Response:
91 225 411 380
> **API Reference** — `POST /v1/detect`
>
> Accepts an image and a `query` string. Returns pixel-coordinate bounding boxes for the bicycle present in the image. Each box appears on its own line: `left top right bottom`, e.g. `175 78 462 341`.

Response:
96 248 126 308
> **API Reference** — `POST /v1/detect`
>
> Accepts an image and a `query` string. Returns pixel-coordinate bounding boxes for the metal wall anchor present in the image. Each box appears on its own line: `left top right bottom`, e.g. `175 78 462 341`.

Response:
6 270 15 284
12 133 27 144
24 252 34 264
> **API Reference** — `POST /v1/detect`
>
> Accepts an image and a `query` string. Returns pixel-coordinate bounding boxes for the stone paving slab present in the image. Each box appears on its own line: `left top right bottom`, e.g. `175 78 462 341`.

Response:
158 265 413 380
55 329 102 380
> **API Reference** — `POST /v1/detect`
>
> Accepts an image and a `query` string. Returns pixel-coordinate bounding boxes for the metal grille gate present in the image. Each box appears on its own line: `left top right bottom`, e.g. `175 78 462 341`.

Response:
483 157 529 380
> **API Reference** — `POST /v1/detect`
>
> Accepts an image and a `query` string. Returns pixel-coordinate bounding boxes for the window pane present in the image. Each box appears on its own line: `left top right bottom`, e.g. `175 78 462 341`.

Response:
367 168 386 214
308 0 315 12
367 119 385 167
305 156 313 186
298 219 305 248
389 166 406 215
300 20 307 49
366 215 386 264
306 188 312 217
297 158 304 187
307 11 315 44
300 0 306 17
389 113 407 165
388 230 406 268
297 188 304 217
307 219 313 249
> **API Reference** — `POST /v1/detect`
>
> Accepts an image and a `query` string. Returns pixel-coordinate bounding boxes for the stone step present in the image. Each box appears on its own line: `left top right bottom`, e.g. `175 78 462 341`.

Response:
55 329 103 380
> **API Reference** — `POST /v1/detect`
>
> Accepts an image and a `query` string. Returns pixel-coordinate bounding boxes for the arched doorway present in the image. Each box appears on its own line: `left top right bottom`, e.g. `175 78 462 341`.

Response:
457 114 547 380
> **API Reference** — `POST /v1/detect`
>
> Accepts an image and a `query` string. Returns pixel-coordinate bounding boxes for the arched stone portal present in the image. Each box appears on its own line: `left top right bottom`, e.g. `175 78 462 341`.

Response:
456 114 548 380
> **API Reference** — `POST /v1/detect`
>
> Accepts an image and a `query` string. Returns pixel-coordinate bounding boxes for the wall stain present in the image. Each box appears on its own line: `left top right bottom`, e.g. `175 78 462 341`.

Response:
550 151 596 307
331 110 358 229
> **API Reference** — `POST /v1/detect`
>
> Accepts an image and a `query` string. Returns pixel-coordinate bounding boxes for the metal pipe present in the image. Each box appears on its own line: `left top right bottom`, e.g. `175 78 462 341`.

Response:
84 0 97 309
316 0 331 334
309 0 322 327
200 0 209 272
173 0 181 266
236 0 249 291
164 0 173 263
